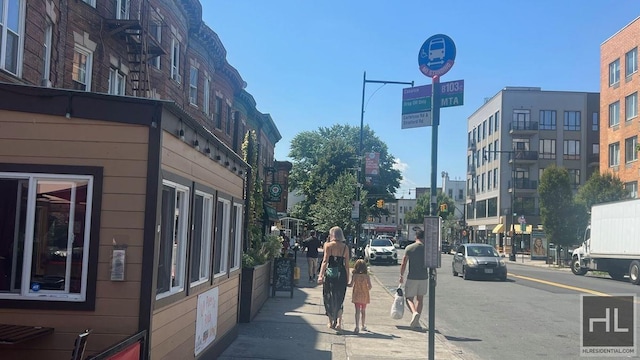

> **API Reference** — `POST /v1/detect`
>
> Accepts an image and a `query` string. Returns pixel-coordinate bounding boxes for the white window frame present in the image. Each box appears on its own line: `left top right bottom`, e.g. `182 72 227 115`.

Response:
230 203 243 271
625 92 637 121
42 20 52 86
157 180 189 299
609 59 620 86
609 101 620 127
0 172 94 302
626 48 637 77
213 198 230 278
609 142 620 167
115 0 129 20
625 136 638 164
171 38 181 83
72 45 93 91
625 182 638 199
82 0 96 6
108 68 126 95
0 0 26 76
190 191 213 287
203 78 210 116
150 20 161 69
189 66 198 105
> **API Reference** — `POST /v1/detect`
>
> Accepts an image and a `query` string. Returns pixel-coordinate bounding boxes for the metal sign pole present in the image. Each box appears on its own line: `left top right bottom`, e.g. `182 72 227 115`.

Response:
427 75 440 360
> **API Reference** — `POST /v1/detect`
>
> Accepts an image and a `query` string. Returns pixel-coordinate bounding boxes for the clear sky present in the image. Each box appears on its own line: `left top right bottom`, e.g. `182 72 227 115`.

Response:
201 1 640 197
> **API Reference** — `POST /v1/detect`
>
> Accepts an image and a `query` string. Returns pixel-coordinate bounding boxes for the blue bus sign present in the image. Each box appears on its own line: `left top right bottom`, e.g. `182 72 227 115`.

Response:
418 34 456 78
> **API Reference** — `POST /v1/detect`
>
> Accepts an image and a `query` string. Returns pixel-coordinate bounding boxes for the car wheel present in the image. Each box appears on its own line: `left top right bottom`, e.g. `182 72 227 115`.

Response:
571 257 587 276
462 266 471 280
629 261 640 285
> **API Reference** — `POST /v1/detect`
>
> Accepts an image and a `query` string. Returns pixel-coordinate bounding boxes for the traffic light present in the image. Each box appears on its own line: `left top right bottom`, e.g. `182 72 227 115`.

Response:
376 199 384 208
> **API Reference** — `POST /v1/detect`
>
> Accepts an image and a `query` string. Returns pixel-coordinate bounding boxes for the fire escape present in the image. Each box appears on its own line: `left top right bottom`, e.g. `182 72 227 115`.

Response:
104 0 166 98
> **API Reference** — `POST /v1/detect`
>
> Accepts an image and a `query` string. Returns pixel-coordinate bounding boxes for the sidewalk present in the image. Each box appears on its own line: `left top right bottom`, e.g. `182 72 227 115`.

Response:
219 252 474 360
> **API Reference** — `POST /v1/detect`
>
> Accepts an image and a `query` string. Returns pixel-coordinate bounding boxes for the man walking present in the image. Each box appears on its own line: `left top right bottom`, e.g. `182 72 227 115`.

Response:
399 229 428 328
303 230 322 282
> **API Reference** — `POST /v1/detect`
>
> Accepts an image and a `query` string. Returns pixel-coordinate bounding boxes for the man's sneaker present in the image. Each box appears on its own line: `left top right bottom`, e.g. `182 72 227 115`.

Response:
410 312 421 328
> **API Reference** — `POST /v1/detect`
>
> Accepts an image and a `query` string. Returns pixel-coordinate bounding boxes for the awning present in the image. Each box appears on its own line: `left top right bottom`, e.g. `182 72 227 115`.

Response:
492 224 505 234
515 225 533 234
263 204 279 221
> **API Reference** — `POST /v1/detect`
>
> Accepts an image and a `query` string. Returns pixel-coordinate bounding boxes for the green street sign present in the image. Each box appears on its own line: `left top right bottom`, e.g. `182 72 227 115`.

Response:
402 97 432 114
440 93 463 108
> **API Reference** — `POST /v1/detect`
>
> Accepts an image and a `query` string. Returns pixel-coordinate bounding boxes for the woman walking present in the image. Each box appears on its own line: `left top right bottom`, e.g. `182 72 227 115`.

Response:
318 226 350 331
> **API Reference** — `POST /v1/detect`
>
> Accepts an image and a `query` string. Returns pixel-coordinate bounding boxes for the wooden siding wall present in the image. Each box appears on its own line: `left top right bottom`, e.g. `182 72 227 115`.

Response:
0 110 149 360
150 132 243 359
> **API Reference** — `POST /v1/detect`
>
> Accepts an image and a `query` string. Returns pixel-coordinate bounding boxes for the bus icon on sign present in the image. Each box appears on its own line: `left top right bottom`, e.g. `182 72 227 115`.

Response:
427 38 445 66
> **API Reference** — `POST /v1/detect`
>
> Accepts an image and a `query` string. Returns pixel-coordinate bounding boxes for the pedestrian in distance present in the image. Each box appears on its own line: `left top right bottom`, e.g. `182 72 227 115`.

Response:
399 229 428 329
348 259 372 334
318 226 350 332
303 230 322 282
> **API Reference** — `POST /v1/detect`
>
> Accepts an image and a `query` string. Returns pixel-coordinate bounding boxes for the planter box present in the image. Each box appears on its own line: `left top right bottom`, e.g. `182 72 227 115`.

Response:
239 261 272 323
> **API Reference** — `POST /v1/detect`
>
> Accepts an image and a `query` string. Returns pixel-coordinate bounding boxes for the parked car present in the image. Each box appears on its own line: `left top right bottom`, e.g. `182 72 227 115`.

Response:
441 241 451 254
452 244 507 281
364 238 398 265
399 238 415 249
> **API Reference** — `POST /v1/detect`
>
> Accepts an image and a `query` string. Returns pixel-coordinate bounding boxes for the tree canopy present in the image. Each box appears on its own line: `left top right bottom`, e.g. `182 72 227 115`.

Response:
288 124 402 231
538 166 581 246
574 171 628 210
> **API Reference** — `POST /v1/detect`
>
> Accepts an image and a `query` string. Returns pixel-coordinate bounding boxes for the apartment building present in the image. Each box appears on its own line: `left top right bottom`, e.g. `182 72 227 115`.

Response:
601 16 640 198
0 1 282 359
466 87 599 250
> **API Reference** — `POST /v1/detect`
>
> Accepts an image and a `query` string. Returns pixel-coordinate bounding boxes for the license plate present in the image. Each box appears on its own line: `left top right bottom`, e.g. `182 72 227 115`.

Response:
484 269 493 274
380 255 387 259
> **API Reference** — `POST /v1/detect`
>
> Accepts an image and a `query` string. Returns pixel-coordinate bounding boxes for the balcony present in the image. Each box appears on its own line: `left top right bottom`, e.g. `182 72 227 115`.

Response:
509 121 538 135
468 140 476 151
467 165 476 175
509 150 538 164
467 189 476 199
508 179 538 193
588 154 599 167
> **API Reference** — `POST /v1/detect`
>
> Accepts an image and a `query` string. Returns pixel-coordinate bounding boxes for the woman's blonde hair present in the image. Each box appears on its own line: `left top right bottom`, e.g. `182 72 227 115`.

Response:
329 226 345 242
353 259 368 274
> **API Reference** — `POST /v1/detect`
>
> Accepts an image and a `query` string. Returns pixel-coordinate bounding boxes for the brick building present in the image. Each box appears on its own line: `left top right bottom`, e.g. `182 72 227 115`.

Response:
600 16 640 198
0 0 285 359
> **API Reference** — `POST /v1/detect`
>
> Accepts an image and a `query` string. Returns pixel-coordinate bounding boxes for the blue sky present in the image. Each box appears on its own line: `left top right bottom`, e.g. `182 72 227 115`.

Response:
201 1 640 197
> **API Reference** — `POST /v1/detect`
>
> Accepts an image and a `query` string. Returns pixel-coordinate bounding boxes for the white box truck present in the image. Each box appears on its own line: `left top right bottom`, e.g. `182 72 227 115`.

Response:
571 198 640 284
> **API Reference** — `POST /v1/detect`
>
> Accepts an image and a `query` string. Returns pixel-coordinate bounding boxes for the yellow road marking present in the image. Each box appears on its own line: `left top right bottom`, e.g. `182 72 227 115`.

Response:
508 273 610 296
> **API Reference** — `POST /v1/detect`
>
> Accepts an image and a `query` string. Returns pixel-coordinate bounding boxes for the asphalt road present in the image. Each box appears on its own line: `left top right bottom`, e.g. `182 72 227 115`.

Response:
370 251 640 360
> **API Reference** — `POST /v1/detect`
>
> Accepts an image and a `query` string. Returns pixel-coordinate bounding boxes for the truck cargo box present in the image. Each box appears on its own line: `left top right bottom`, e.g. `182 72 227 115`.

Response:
589 198 640 256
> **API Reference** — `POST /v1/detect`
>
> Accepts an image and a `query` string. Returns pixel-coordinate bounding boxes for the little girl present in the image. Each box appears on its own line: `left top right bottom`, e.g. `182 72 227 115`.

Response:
348 259 372 334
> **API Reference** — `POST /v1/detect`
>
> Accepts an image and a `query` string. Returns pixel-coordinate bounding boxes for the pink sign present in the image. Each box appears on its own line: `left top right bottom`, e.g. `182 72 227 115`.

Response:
365 152 380 176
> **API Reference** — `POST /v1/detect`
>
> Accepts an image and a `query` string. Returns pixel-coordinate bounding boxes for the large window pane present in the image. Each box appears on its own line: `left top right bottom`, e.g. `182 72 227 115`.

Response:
213 198 230 276
157 181 189 298
190 192 212 285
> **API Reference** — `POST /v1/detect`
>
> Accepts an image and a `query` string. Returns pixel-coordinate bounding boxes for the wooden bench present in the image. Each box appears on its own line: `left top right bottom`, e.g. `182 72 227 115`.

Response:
0 323 54 344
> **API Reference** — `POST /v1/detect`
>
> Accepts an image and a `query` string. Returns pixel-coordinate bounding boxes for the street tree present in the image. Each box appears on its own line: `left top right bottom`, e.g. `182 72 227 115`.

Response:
288 124 401 225
539 166 581 250
309 173 365 236
404 191 458 240
575 171 628 210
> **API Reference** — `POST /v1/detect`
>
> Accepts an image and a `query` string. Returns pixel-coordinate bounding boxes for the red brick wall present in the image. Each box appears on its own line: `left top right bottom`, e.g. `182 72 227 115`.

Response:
600 17 640 188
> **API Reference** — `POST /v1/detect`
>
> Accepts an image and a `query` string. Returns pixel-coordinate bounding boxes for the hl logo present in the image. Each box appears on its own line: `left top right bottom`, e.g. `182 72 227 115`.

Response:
581 295 636 357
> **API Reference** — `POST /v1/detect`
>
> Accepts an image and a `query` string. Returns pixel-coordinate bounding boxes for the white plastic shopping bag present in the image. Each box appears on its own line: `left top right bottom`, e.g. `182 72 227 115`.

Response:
390 286 404 320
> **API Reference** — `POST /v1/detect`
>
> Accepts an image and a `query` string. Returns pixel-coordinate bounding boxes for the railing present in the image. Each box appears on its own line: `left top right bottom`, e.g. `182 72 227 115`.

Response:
509 179 538 190
509 121 539 131
467 165 475 174
511 150 538 161
468 139 476 150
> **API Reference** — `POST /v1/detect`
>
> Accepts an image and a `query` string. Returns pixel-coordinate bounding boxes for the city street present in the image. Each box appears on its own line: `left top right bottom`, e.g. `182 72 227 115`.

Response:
370 250 640 359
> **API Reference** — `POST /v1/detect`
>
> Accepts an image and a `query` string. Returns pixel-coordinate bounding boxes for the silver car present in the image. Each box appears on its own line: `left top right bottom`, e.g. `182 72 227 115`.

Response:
452 244 507 281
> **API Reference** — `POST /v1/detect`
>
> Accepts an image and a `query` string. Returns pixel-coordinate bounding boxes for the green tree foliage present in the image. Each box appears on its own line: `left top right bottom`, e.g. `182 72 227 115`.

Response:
288 124 401 225
404 191 458 240
575 171 628 210
539 166 581 246
242 130 264 261
309 173 362 235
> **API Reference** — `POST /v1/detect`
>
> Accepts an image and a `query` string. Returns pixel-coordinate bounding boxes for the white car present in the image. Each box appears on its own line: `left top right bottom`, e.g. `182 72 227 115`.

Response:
364 238 398 265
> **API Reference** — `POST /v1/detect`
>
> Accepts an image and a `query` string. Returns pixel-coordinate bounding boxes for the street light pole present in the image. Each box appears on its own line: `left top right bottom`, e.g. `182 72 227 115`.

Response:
357 71 414 239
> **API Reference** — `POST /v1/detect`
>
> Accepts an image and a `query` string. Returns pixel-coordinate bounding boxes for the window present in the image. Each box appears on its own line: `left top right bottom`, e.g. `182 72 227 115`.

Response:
567 169 580 189
481 146 486 165
0 172 95 302
189 66 198 105
609 101 620 127
539 139 556 159
482 120 486 139
539 110 556 130
82 0 95 6
203 78 210 116
494 140 499 160
157 181 189 298
625 136 638 163
488 143 493 163
494 111 500 130
1 0 24 74
625 92 637 121
481 173 485 192
512 109 530 130
150 20 161 69
42 21 52 86
609 59 620 86
230 203 243 271
214 198 231 276
108 68 125 95
226 105 232 135
472 128 477 143
563 111 581 131
488 115 493 135
609 142 620 167
190 191 212 286
72 45 93 91
563 140 580 160
487 169 492 190
625 181 638 199
626 48 637 77
215 97 222 129
115 0 129 20
593 143 599 156
171 39 181 83
592 112 598 131
476 125 480 142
